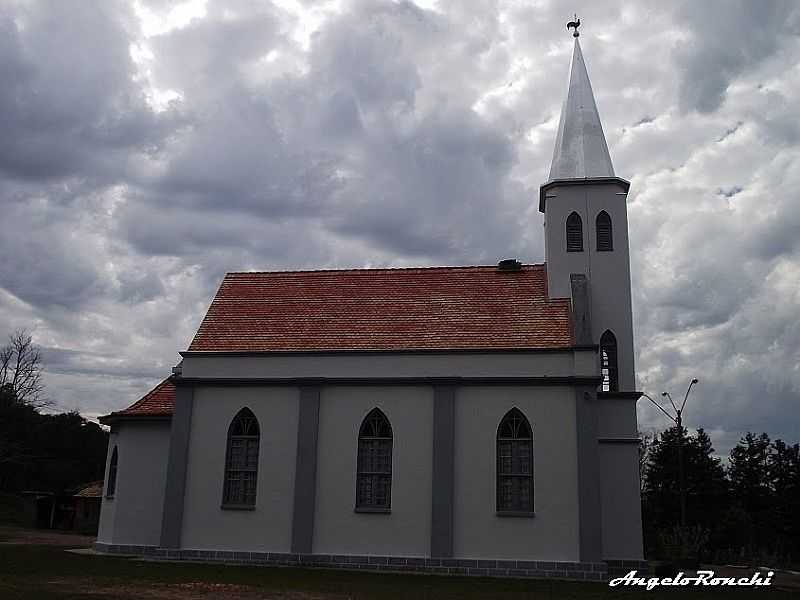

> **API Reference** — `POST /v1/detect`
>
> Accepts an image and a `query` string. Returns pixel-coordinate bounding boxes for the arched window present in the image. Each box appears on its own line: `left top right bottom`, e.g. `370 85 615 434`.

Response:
222 408 260 507
596 211 613 251
106 446 118 498
356 408 393 511
496 408 534 513
566 212 583 252
600 330 619 392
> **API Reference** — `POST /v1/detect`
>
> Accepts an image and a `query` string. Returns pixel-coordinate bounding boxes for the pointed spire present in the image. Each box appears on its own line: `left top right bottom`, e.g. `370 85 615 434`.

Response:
548 37 615 180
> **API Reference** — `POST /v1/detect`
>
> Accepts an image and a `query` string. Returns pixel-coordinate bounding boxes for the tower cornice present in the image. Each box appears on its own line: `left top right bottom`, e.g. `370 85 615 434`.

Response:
538 176 630 213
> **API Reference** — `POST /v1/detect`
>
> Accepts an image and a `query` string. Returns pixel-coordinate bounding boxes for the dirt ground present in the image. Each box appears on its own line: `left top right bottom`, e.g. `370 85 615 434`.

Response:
0 524 96 547
36 578 347 600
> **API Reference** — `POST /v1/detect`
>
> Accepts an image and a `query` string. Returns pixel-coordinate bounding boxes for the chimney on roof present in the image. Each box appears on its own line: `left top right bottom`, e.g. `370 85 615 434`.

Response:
496 259 522 272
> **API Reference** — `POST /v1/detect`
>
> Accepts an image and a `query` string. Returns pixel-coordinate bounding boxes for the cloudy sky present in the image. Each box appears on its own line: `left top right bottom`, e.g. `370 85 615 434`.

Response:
1 0 798 457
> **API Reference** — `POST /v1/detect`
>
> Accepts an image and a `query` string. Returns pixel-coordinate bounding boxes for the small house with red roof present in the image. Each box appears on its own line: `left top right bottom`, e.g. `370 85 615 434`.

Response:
95 34 644 580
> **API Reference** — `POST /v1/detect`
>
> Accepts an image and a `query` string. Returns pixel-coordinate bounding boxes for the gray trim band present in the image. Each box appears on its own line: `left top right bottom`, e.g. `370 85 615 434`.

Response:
431 385 455 558
99 414 171 425
159 384 194 548
575 387 602 562
597 391 643 401
180 348 579 357
173 376 602 387
291 386 321 554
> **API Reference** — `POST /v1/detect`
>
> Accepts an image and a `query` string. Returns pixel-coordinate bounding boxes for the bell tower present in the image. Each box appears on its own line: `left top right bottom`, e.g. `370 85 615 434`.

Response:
540 30 635 392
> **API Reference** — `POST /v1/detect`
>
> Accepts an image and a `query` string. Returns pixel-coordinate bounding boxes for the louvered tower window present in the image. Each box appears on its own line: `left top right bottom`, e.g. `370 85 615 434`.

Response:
222 408 260 506
106 446 118 498
566 212 583 252
600 330 619 392
356 408 393 511
596 211 613 251
496 408 534 513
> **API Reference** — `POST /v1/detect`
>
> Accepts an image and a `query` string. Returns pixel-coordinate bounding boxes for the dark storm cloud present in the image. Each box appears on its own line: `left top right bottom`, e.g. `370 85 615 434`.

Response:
673 0 800 113
0 182 107 309
0 0 797 455
122 0 526 266
0 1 177 182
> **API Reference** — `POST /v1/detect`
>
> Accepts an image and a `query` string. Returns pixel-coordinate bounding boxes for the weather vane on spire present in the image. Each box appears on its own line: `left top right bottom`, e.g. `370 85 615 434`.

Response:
567 14 580 37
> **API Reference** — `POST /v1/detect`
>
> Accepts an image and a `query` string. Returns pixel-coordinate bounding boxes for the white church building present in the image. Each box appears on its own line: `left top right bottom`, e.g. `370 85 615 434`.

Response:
96 33 646 581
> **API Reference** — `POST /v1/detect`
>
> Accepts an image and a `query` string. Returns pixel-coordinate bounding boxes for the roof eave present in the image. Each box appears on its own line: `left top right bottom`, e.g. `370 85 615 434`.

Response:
180 346 583 357
538 176 631 213
98 413 173 425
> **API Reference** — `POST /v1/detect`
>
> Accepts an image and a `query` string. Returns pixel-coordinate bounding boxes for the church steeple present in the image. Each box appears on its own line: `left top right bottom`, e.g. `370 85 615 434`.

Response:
548 38 615 180
539 22 635 393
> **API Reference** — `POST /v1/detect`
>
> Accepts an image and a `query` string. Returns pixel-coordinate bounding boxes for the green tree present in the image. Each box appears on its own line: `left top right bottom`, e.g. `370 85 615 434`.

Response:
768 440 800 558
642 426 728 557
728 432 771 513
726 433 773 556
0 329 108 495
0 330 46 408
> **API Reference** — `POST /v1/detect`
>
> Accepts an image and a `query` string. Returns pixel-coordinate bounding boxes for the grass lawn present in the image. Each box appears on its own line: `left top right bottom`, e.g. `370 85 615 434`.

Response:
0 528 795 599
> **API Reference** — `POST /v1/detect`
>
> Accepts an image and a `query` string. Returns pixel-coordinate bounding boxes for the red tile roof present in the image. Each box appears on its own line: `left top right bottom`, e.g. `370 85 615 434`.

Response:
104 264 574 421
188 264 573 352
101 378 175 422
74 480 104 498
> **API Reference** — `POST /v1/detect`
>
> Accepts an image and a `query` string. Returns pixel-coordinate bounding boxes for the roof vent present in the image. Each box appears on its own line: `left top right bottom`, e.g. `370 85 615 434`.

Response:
497 259 522 272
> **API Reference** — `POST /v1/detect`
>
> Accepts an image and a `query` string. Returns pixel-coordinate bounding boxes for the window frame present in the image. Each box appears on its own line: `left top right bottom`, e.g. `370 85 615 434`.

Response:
496 408 534 516
221 407 260 509
600 330 619 392
596 210 613 251
355 408 393 513
105 446 118 499
566 211 584 252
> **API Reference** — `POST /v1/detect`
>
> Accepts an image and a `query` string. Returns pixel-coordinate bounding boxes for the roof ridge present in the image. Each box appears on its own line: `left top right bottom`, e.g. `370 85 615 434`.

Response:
225 263 546 276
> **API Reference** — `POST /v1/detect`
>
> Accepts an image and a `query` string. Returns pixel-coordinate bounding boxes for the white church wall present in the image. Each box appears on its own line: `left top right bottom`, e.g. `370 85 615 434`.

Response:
452 386 580 561
596 396 638 439
544 182 636 390
180 386 299 552
96 431 119 544
180 352 574 380
313 386 434 557
99 422 170 546
599 443 644 559
596 395 643 559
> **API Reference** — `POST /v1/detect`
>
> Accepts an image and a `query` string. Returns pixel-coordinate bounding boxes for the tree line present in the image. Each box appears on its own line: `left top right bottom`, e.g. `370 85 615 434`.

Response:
0 331 108 495
641 426 800 566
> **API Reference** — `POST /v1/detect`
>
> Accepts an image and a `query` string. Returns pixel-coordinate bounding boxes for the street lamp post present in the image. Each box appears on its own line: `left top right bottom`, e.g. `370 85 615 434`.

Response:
641 378 699 527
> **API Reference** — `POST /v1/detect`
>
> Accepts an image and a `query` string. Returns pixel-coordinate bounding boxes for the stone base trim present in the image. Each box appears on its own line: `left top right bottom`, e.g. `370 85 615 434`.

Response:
606 559 651 578
94 543 609 581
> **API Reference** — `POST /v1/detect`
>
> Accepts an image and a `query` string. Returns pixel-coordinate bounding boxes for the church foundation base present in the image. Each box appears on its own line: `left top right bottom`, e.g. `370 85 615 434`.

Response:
94 543 610 581
605 559 651 578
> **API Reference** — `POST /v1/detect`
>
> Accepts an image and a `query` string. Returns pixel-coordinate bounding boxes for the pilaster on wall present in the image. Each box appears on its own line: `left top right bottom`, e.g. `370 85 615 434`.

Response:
575 387 602 561
160 382 194 549
291 386 321 554
431 385 455 558
570 274 592 346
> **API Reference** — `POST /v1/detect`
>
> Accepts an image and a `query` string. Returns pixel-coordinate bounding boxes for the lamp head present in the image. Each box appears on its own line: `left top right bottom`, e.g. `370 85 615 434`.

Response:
661 392 668 397
691 378 699 384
